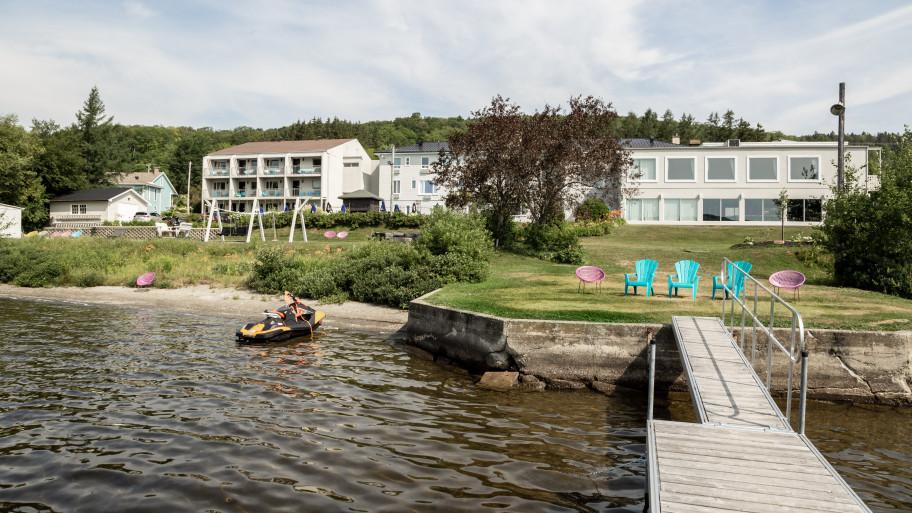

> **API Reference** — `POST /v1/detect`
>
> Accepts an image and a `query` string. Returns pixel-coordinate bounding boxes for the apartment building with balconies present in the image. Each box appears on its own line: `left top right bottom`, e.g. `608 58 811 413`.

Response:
375 141 449 214
201 139 378 214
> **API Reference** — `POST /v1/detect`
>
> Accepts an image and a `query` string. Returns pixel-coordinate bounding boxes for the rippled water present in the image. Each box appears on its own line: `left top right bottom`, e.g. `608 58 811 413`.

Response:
0 298 909 512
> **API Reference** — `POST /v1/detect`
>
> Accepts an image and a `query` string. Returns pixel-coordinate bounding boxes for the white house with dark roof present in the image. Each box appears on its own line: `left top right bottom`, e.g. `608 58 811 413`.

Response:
622 138 880 225
375 141 449 214
201 139 378 214
49 188 150 227
113 167 177 214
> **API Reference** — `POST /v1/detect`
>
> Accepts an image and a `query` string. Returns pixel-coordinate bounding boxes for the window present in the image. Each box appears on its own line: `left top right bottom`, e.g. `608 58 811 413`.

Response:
664 199 698 221
789 156 820 181
744 199 781 221
748 157 778 181
411 180 416 189
392 180 400 194
788 199 823 222
71 204 87 215
421 156 430 168
706 157 736 181
626 198 659 221
266 159 282 168
420 181 436 194
703 198 740 222
405 157 411 166
393 157 401 168
343 162 359 168
666 157 696 181
212 160 228 170
632 158 657 181
213 181 227 191
311 179 320 190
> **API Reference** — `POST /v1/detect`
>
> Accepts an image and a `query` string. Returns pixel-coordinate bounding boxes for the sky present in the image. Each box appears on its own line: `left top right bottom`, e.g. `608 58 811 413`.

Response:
1 0 910 135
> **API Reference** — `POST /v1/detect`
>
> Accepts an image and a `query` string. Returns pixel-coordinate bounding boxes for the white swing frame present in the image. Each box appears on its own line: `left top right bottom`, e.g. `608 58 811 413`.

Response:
204 198 315 244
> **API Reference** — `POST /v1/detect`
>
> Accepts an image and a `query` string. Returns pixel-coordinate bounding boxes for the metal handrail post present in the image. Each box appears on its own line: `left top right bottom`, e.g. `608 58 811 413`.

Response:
647 337 656 422
799 350 809 435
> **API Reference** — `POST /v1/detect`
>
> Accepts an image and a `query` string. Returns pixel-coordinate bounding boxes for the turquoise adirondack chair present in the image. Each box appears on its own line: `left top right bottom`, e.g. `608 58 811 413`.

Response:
712 261 753 299
625 259 659 296
668 260 700 300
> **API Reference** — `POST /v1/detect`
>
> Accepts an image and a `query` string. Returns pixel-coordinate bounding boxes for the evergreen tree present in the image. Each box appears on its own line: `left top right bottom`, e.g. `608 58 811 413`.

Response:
75 86 119 184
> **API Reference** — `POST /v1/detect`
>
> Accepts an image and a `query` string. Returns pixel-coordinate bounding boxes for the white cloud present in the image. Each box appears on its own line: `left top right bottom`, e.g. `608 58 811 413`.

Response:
0 0 908 134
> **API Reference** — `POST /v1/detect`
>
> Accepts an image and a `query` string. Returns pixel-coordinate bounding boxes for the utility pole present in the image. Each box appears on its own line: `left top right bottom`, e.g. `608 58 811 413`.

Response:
187 161 192 215
831 82 846 191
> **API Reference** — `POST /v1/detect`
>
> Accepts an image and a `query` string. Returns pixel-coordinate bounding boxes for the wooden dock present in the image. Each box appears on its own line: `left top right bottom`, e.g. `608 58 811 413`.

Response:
645 315 871 513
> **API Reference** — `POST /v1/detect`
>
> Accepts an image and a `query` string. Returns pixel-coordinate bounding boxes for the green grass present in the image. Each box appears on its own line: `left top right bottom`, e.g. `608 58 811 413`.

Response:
429 225 912 331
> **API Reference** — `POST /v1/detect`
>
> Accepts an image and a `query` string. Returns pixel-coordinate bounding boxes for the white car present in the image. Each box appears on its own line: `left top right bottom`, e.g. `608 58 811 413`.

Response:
133 212 152 222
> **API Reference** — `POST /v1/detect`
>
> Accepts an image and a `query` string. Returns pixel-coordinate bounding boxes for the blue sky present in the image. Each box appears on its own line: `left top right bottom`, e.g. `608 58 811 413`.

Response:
1 0 910 134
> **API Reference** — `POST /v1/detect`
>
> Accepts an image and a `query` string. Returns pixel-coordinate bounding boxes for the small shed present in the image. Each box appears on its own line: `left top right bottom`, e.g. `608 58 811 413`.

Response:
0 203 23 238
50 188 150 227
339 189 383 213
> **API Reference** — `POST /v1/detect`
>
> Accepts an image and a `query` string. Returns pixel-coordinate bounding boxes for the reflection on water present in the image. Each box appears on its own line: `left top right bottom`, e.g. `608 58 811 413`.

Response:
0 298 908 512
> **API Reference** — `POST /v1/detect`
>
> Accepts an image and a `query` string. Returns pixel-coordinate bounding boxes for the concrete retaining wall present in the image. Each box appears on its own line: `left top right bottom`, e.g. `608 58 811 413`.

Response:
404 293 912 404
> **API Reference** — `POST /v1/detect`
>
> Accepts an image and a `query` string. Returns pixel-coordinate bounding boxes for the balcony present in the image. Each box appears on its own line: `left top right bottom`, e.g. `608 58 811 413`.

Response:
290 166 321 176
263 167 284 176
211 190 229 198
209 169 229 177
235 191 252 198
261 190 283 197
291 188 321 197
236 168 257 177
419 168 434 175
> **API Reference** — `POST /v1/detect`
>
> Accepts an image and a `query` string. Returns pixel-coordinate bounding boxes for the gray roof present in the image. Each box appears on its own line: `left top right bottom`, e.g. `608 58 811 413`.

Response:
379 141 450 154
50 188 134 202
621 138 679 149
338 189 382 200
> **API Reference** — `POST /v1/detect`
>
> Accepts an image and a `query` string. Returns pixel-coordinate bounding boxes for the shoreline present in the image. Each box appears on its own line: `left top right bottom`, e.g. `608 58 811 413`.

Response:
0 284 409 333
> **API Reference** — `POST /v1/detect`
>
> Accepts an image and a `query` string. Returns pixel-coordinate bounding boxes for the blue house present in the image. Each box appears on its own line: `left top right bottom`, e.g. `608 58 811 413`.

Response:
114 167 177 214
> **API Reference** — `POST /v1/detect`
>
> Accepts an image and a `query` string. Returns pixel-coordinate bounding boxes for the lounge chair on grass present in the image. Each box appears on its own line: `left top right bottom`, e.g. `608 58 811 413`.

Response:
668 260 700 300
575 265 606 293
712 260 753 299
625 259 658 297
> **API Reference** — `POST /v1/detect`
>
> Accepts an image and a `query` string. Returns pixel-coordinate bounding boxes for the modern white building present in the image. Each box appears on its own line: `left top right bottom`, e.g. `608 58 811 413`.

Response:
0 203 23 238
621 138 880 225
49 188 150 227
375 142 449 214
201 139 378 214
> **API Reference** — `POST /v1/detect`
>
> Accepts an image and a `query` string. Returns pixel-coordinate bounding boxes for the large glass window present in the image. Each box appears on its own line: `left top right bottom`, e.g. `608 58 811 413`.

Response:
421 156 430 168
627 198 659 221
706 157 736 181
788 199 823 222
633 158 657 181
748 157 778 181
664 199 698 221
420 181 436 194
666 157 696 181
789 156 820 181
392 180 400 194
703 198 740 222
744 199 781 221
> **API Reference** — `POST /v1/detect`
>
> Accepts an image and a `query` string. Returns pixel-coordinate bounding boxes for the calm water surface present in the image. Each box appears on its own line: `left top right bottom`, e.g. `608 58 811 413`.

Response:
0 298 909 512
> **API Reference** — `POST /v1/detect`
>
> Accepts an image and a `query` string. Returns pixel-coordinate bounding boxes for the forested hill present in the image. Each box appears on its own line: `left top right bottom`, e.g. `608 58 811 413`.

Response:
0 87 902 230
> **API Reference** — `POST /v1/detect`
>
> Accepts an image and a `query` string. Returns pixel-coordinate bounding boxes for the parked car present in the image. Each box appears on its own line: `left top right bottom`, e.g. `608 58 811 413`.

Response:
133 212 152 222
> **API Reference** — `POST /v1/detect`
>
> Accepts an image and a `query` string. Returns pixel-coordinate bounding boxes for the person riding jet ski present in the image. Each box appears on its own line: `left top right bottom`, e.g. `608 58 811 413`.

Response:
236 292 325 343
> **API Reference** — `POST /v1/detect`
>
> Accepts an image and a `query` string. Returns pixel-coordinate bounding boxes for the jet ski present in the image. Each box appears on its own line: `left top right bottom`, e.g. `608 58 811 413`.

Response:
236 292 325 343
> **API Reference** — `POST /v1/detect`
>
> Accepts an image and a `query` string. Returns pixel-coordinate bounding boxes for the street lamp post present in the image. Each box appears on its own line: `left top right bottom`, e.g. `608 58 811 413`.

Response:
830 82 846 191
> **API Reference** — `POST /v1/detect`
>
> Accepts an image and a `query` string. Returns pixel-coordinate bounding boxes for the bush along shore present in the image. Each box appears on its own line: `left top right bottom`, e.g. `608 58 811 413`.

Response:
0 209 493 309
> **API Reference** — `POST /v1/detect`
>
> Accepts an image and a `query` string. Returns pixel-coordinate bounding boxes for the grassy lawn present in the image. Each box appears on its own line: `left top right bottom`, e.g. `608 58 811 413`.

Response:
429 225 912 331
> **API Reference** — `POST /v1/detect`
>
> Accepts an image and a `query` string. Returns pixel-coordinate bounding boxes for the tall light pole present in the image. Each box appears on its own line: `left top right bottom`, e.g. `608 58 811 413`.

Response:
830 82 846 191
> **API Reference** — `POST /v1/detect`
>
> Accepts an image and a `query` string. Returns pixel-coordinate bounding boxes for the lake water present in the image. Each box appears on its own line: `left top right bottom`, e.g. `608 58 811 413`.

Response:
0 298 909 512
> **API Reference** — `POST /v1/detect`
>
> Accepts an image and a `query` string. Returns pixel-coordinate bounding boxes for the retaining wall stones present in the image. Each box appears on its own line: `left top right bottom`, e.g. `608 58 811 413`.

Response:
404 293 912 404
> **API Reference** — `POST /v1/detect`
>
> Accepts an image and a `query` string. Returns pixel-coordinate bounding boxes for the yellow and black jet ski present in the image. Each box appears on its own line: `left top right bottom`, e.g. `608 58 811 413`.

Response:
237 292 325 343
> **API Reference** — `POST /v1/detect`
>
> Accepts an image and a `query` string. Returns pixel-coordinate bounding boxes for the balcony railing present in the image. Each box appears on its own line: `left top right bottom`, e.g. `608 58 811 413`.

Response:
263 167 284 176
261 190 283 197
419 168 434 175
236 168 257 176
211 190 229 198
290 166 321 175
235 191 252 198
291 188 321 197
209 169 229 176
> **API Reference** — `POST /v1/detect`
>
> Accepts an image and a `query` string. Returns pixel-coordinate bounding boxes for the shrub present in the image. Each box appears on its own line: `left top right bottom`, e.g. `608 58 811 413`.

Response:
574 197 611 221
522 222 584 264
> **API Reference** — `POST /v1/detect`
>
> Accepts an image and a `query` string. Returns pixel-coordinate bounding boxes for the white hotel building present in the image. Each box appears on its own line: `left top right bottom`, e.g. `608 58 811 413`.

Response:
202 137 879 225
201 139 378 214
622 138 879 225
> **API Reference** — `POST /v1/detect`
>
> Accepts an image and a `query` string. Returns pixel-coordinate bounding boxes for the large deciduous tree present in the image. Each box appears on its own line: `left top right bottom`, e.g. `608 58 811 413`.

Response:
434 96 528 245
0 115 47 230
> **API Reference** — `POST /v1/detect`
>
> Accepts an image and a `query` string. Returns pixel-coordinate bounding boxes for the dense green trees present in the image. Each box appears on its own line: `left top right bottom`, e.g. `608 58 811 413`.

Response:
0 115 46 229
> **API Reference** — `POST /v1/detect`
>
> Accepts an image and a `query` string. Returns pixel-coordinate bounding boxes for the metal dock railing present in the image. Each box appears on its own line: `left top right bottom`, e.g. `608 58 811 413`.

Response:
644 258 871 513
